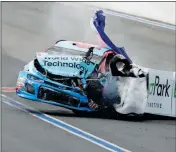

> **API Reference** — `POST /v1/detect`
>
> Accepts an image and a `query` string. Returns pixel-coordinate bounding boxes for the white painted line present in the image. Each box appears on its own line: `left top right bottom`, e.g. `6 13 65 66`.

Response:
1 94 131 152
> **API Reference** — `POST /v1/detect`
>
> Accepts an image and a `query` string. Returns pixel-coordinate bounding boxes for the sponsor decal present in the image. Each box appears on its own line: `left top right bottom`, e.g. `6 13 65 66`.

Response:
147 102 162 108
44 60 89 75
146 71 173 115
45 56 69 61
149 75 171 97
43 57 94 76
44 56 92 63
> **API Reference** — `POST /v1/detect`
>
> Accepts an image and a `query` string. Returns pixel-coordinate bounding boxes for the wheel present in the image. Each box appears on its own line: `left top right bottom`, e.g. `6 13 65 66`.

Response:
85 80 103 105
110 54 131 76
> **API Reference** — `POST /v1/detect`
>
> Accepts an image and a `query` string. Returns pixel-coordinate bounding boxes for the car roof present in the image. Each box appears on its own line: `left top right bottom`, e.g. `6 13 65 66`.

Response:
54 40 110 57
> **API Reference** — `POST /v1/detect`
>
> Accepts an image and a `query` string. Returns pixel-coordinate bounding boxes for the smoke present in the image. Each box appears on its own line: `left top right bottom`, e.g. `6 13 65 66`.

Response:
47 2 97 44
102 75 121 104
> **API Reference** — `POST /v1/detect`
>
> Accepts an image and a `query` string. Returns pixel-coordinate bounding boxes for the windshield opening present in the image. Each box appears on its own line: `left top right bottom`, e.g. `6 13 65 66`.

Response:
46 46 102 64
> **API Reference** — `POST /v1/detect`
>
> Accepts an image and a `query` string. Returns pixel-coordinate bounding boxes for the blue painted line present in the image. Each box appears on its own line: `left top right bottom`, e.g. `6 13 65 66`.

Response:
1 94 131 152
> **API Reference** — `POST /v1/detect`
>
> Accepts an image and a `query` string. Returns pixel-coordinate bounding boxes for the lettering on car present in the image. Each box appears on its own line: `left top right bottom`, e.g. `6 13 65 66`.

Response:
42 56 94 76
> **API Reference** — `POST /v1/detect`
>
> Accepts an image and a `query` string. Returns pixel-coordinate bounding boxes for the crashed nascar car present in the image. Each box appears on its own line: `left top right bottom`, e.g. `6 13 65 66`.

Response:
16 10 148 116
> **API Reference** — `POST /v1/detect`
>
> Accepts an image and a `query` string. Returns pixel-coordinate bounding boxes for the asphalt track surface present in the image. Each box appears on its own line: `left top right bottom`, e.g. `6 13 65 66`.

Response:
1 2 176 152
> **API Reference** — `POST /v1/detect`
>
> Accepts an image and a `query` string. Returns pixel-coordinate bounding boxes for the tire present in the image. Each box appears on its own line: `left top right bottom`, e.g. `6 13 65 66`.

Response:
85 80 103 105
110 55 131 76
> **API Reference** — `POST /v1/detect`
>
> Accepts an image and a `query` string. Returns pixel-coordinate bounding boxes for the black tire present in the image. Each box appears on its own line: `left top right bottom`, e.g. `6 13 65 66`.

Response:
85 80 103 105
110 55 131 76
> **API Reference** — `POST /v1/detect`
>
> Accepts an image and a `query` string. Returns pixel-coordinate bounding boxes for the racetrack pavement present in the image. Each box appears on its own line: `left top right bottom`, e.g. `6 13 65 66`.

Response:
1 2 176 152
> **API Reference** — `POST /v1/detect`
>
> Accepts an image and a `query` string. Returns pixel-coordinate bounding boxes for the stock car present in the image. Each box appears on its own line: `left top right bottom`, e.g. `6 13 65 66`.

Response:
16 10 148 116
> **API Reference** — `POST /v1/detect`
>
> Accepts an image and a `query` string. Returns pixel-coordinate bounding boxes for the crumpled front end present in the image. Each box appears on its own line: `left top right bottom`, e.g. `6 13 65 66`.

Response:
16 60 93 111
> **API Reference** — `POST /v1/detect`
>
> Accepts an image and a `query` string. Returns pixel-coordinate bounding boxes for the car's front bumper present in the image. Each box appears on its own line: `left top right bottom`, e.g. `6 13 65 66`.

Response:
16 71 93 111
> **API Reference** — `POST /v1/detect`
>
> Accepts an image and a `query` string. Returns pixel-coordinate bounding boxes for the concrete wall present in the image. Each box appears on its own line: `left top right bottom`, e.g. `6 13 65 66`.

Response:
83 2 175 25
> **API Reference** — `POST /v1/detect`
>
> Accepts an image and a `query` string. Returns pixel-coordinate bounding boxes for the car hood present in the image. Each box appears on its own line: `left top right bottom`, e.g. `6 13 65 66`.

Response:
36 52 96 78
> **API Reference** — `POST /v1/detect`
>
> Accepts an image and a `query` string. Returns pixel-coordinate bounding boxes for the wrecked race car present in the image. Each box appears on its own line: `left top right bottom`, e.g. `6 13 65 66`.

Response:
16 10 148 116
